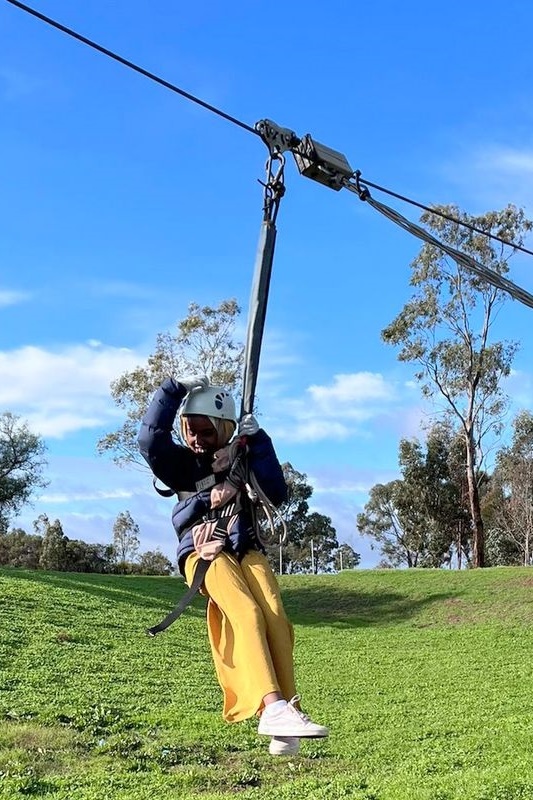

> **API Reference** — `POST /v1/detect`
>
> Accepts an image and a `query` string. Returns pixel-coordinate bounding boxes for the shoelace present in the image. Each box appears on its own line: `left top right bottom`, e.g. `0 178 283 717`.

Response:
287 695 310 723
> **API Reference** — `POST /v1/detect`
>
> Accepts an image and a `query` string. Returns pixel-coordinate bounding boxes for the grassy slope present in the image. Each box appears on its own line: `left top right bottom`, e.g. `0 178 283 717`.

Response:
1 566 533 799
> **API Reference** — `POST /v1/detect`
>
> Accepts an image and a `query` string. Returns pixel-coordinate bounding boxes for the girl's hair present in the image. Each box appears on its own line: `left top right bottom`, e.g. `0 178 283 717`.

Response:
180 415 236 450
210 417 237 448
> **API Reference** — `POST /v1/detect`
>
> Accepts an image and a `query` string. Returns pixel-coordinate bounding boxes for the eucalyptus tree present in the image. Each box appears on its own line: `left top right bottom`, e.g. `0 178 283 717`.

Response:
357 480 425 568
335 543 360 570
490 410 533 565
263 464 340 574
264 463 312 573
98 299 243 466
296 512 339 574
358 423 468 567
398 423 467 567
0 412 48 528
112 510 140 569
0 527 42 569
37 514 67 571
382 204 532 567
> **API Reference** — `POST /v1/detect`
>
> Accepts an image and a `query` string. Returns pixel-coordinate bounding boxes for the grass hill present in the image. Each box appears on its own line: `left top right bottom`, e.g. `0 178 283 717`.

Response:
1 566 533 799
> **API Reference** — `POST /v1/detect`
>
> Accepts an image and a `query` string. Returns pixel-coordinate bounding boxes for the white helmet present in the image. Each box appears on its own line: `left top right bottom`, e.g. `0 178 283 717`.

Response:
179 386 237 423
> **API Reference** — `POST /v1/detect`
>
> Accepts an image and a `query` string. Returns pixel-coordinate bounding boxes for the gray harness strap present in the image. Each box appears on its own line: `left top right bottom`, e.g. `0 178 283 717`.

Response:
146 505 240 637
146 557 211 636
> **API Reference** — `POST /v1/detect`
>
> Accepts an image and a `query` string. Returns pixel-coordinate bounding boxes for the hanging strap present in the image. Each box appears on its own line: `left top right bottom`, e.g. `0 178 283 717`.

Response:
241 153 285 417
153 476 175 497
146 557 211 636
146 487 241 635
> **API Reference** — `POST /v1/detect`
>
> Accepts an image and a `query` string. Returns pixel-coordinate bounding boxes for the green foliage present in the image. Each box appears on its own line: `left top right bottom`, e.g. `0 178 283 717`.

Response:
381 204 533 567
357 423 468 568
0 528 42 569
136 550 173 576
265 464 348 574
36 514 67 571
2 567 533 799
1 515 173 575
0 521 119 574
486 410 533 566
112 510 140 568
97 299 243 466
0 412 48 528
335 542 361 570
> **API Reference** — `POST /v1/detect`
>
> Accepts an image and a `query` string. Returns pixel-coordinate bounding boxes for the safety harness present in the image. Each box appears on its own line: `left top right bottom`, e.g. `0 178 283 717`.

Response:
146 438 287 636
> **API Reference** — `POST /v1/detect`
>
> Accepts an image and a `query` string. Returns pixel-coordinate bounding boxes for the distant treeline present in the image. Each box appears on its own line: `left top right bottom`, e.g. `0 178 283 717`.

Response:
0 517 173 575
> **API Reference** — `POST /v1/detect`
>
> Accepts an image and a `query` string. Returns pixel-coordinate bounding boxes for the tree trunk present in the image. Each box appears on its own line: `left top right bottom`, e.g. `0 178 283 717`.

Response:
465 435 485 567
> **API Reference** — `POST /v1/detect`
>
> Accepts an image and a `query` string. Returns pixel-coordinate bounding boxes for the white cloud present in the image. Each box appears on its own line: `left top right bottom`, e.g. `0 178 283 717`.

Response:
0 343 145 438
265 372 400 444
308 474 393 496
40 489 134 503
11 453 177 561
443 142 533 211
11 452 165 536
307 372 394 409
504 367 533 409
273 419 353 444
0 289 31 307
483 147 533 174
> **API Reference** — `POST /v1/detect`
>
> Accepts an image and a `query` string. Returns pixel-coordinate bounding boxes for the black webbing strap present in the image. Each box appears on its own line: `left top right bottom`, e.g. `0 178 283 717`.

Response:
153 477 174 498
146 557 211 637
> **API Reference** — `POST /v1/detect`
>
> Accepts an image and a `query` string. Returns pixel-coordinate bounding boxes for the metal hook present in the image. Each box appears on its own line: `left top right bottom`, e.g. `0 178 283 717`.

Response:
354 169 370 201
262 153 286 223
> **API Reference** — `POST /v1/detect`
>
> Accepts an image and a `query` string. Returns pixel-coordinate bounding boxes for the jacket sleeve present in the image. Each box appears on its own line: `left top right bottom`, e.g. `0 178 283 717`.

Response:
246 429 288 507
137 378 195 490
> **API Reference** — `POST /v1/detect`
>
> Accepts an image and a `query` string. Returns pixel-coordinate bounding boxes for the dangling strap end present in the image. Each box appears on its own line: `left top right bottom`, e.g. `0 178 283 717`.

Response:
144 558 211 637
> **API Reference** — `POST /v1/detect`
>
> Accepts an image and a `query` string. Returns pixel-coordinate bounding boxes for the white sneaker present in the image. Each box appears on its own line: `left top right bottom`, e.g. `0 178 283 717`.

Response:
269 736 300 756
258 696 329 739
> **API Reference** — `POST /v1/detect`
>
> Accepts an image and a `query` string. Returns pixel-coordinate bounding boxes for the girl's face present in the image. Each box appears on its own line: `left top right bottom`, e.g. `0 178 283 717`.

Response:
183 415 218 455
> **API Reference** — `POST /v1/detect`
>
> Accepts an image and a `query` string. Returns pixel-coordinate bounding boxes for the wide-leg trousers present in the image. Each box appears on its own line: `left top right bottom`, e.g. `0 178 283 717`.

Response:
184 549 296 722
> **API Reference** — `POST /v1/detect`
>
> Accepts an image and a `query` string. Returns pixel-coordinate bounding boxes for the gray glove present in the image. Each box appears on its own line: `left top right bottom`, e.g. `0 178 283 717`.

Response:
178 375 209 393
238 413 260 436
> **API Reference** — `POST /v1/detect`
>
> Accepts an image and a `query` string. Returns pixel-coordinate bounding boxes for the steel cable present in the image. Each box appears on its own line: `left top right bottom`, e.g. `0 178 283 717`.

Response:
344 181 533 310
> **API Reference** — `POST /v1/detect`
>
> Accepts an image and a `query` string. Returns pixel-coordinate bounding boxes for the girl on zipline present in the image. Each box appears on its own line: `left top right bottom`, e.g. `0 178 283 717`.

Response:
138 376 329 756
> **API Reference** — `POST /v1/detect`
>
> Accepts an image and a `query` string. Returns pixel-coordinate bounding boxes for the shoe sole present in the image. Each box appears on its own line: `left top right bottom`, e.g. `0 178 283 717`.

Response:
269 745 300 755
259 726 329 738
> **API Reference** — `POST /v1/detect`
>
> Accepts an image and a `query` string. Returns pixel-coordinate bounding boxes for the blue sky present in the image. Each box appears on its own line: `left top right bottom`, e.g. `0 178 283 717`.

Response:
2 0 533 568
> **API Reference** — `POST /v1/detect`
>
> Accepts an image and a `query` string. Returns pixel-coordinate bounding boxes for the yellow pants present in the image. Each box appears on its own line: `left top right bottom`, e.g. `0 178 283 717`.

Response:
185 549 296 723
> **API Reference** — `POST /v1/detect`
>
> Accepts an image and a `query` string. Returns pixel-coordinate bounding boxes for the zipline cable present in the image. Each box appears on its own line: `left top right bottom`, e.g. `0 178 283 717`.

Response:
4 0 259 137
7 0 533 259
7 0 533 304
344 179 533 310
355 175 533 258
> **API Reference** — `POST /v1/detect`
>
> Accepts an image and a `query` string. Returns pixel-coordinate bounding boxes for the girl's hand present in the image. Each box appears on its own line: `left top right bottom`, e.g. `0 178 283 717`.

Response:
178 376 209 393
239 414 259 436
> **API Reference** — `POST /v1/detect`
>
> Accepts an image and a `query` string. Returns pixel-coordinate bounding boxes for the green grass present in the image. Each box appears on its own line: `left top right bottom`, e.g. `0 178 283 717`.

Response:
2 566 533 799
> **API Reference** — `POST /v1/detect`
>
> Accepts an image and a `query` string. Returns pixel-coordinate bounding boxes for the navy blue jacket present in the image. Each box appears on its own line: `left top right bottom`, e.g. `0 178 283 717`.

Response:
138 378 288 575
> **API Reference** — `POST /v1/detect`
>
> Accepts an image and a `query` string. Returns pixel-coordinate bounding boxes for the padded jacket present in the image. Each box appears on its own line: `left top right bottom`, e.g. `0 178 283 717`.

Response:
138 378 288 575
